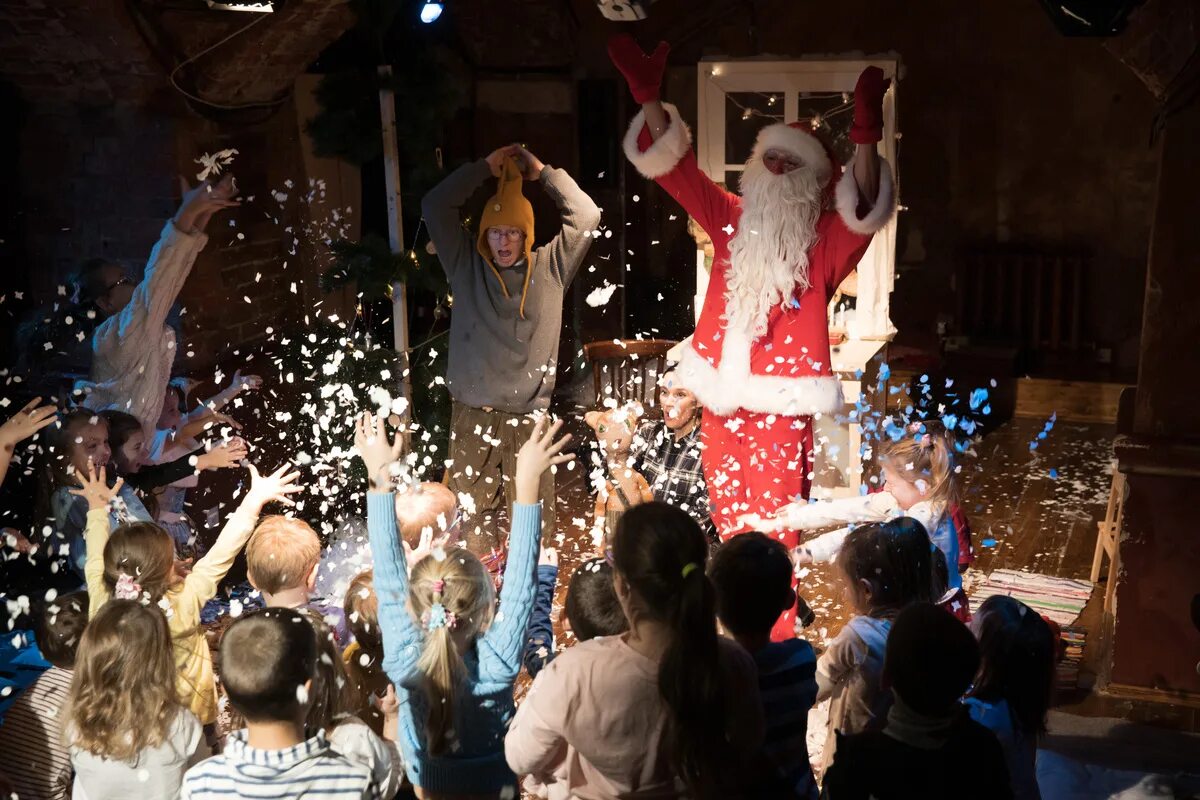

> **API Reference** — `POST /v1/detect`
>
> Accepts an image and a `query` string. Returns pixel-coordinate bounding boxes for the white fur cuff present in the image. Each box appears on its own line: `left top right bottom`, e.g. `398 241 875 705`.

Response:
623 103 693 180
835 157 896 236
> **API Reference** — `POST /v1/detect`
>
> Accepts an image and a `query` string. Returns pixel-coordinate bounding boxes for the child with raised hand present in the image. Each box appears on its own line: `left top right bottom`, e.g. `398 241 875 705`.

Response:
356 410 572 799
966 595 1056 800
821 604 1011 799
183 607 378 800
39 409 153 581
743 420 964 593
71 457 301 739
301 609 403 799
67 598 205 800
0 591 88 800
710 532 819 800
505 502 764 800
815 518 934 775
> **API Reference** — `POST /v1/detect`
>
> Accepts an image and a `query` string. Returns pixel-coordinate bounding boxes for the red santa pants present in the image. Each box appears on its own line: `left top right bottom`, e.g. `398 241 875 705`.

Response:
700 408 814 641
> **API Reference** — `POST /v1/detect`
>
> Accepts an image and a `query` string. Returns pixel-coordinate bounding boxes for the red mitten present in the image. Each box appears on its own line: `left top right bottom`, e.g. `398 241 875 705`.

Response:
850 66 891 145
607 34 670 105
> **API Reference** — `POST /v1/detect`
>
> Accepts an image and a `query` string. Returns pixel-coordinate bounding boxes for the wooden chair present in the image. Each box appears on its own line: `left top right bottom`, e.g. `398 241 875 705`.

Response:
583 339 677 415
1092 387 1135 615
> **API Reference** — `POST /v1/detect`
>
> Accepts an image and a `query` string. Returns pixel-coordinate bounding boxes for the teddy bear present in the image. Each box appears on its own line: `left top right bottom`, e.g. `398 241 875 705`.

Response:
586 402 654 551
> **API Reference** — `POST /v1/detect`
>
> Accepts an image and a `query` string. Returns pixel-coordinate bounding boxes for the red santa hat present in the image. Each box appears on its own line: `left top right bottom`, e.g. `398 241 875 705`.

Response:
751 120 839 188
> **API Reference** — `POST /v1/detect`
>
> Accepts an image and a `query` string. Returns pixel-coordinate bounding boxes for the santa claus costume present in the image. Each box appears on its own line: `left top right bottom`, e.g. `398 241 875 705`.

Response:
611 36 896 639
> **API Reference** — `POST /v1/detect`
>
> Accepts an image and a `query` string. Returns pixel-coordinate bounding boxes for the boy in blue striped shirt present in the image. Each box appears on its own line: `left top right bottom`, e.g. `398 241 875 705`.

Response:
710 533 819 799
182 608 379 800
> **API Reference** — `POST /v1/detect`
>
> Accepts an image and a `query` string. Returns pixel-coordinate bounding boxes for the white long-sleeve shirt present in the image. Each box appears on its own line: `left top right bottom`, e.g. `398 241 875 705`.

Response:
85 221 208 436
782 493 961 590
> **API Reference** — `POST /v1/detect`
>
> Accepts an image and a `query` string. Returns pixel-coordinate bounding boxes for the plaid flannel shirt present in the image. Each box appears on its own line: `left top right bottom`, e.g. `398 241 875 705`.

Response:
634 421 715 537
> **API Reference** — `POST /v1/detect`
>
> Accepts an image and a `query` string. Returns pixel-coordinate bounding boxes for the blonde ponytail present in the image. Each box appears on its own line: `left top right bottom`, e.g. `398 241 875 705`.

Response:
878 419 961 509
408 547 495 755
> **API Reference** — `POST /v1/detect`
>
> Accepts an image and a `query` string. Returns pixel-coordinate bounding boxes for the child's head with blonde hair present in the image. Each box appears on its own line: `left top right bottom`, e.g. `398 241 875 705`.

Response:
408 547 495 755
103 521 179 604
245 515 323 602
394 482 460 550
877 418 961 511
67 599 181 762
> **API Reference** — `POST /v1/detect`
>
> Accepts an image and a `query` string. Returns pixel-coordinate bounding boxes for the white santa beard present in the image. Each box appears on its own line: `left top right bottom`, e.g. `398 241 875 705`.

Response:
724 158 823 339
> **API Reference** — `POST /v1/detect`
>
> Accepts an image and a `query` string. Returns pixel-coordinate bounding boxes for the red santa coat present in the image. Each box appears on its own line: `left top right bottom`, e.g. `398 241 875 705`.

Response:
623 103 896 418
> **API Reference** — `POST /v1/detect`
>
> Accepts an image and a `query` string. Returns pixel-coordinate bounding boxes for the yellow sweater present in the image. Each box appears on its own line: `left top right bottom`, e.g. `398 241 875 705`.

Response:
84 505 258 725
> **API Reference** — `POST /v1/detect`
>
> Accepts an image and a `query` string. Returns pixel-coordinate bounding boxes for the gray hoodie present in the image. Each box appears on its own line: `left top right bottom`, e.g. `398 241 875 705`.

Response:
421 159 601 413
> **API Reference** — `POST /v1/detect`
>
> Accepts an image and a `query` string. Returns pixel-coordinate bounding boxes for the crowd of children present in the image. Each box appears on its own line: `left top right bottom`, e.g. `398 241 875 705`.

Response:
0 176 1062 800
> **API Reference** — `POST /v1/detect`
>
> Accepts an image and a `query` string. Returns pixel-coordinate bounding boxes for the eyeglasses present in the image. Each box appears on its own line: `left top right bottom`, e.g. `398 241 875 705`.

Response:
486 228 524 242
103 277 133 295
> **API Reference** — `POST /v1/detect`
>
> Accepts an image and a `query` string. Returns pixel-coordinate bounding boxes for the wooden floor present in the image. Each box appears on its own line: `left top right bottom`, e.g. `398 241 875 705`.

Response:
544 416 1116 654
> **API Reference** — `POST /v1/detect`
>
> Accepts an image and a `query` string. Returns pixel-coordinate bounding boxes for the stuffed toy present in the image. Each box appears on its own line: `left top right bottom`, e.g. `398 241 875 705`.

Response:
586 403 653 550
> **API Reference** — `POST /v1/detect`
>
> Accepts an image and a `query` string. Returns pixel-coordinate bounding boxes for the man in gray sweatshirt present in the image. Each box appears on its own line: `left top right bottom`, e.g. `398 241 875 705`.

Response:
421 144 601 554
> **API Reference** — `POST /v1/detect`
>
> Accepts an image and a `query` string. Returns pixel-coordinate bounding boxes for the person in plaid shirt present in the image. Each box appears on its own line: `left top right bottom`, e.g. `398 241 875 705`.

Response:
634 366 717 542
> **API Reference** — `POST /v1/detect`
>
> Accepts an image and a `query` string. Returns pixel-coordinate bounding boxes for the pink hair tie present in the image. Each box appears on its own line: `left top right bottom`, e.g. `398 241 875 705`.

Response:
113 572 142 600
431 579 445 595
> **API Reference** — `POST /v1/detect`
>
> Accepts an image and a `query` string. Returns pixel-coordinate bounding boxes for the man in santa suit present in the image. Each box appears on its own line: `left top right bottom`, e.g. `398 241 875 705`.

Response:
610 35 895 638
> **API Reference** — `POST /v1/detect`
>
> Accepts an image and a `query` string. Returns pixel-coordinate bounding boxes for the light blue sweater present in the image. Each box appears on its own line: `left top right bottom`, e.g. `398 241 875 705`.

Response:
367 492 541 795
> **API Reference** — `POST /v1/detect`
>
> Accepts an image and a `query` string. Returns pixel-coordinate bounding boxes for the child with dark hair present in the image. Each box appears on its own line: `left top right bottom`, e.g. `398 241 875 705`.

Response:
183 607 378 799
564 557 628 642
0 591 88 800
815 517 934 774
822 603 1012 799
506 502 764 799
966 595 1056 800
710 532 818 799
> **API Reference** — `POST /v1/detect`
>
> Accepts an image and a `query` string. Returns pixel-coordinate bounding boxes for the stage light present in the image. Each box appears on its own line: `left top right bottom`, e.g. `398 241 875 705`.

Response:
595 0 651 21
205 0 273 11
420 0 444 23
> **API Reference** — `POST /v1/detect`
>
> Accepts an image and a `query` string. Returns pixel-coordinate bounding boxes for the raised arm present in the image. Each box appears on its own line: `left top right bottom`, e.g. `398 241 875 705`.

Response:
421 157 497 279
479 417 573 682
0 398 57 489
608 35 738 241
69 461 122 616
126 438 247 492
516 147 601 287
355 412 423 685
180 462 300 607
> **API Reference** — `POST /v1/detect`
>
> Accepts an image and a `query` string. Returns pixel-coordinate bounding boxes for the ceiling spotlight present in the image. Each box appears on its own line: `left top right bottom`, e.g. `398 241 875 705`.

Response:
420 0 444 23
596 0 652 21
205 0 273 11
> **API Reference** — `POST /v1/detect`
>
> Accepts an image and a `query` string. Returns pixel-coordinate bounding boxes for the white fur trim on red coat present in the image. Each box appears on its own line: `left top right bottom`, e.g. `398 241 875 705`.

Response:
677 327 845 417
752 123 833 186
623 103 693 180
835 157 896 235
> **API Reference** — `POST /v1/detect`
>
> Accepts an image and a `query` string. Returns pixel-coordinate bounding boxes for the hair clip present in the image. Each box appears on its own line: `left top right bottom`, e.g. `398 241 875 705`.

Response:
422 602 457 631
680 562 700 579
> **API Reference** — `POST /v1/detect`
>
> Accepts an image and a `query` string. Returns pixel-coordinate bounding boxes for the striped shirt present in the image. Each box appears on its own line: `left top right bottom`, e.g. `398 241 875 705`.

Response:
0 666 74 800
753 639 819 799
182 730 379 800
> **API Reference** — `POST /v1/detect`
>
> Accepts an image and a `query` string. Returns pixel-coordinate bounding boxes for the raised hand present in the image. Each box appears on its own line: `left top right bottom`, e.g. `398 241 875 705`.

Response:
244 462 303 509
230 370 263 394
0 398 58 449
355 411 405 489
485 144 521 178
512 145 545 180
607 34 670 104
68 460 123 512
737 511 787 533
850 66 890 145
514 416 573 506
175 173 240 234
197 437 248 471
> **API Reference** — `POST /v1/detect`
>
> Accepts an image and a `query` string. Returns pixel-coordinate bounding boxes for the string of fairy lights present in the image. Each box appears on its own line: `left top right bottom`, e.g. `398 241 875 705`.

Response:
724 90 855 133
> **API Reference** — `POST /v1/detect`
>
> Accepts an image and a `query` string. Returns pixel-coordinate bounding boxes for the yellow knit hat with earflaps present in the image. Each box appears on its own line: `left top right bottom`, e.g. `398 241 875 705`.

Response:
477 156 536 319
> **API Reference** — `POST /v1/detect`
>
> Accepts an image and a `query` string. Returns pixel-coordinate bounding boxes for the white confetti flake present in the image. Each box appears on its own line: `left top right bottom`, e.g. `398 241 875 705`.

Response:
586 282 618 308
